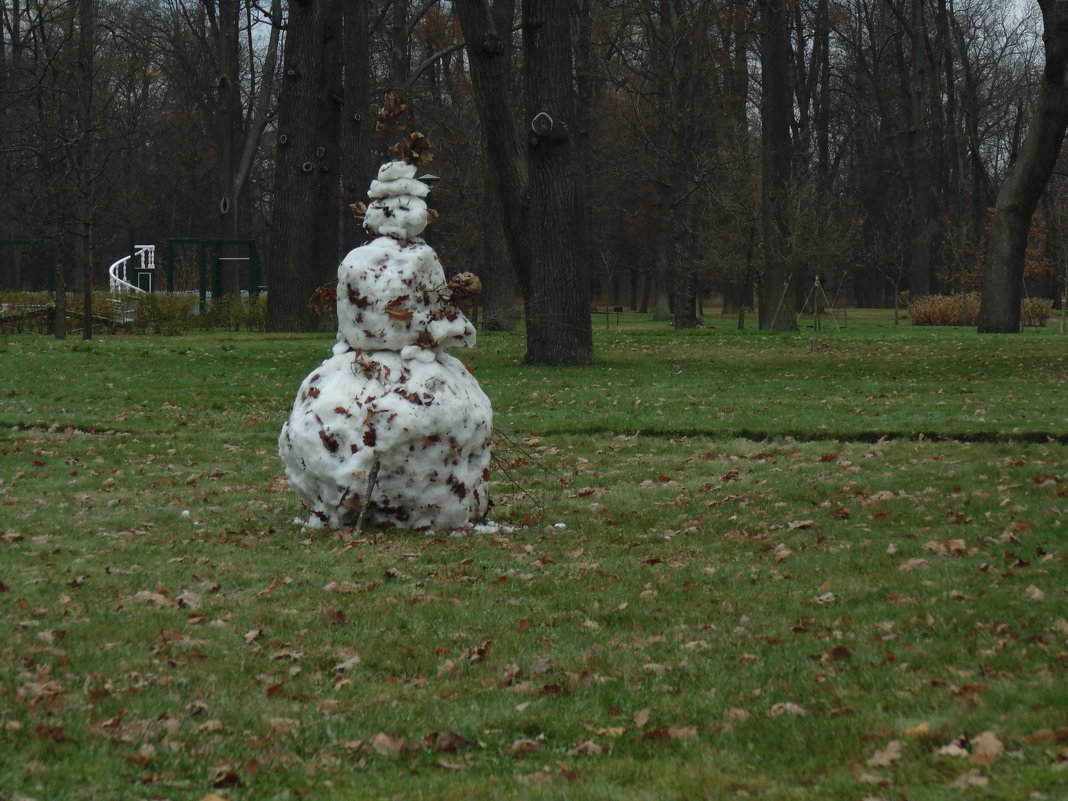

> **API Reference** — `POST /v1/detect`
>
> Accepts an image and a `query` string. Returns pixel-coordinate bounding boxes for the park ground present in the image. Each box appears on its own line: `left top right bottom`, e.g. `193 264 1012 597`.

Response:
1 309 1067 800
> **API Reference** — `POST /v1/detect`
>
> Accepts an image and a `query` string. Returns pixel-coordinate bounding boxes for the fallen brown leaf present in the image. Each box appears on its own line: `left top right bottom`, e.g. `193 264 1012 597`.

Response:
368 731 406 756
950 768 989 788
971 731 1003 762
210 763 242 788
426 730 469 753
568 738 603 756
768 702 806 718
508 738 542 756
866 740 903 767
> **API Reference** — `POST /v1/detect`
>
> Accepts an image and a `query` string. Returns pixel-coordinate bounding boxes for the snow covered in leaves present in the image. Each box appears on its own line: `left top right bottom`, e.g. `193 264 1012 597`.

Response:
279 159 491 530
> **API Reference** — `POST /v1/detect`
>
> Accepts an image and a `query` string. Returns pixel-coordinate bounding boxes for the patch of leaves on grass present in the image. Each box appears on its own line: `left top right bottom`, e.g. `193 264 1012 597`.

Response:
1 328 1067 799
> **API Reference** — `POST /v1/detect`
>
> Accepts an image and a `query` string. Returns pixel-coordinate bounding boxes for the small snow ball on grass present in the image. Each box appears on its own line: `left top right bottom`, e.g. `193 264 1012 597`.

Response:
279 132 493 532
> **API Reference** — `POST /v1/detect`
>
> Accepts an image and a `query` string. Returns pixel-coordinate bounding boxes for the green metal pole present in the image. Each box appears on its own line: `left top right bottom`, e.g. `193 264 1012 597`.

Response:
166 239 175 292
249 242 261 298
213 246 223 301
198 241 207 306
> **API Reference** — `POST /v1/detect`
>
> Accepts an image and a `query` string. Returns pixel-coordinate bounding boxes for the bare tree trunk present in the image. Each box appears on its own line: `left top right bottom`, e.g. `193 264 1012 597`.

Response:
265 0 342 332
758 0 798 331
454 0 592 364
905 0 938 298
234 0 282 232
341 0 372 254
75 0 96 341
574 0 597 308
522 0 593 364
452 0 531 298
215 0 242 240
979 0 1068 333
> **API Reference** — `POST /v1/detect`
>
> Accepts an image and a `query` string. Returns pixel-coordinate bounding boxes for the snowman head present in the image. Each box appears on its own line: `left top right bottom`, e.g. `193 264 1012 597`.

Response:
363 161 431 240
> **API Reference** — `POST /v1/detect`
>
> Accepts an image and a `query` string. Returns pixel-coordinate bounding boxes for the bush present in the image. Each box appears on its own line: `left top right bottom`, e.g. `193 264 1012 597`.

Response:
0 291 266 335
196 295 238 330
908 293 981 326
0 291 53 333
193 293 266 331
909 293 1055 327
1021 297 1054 327
245 294 267 331
134 293 196 335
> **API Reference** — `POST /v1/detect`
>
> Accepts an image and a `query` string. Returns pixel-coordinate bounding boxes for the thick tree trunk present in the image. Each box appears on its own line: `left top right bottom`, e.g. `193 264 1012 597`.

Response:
316 1 343 272
454 0 592 365
979 0 1068 333
451 0 531 297
574 0 597 315
758 0 798 331
906 0 939 298
265 0 342 332
234 0 282 241
75 0 96 341
215 0 242 241
522 0 593 365
341 0 372 255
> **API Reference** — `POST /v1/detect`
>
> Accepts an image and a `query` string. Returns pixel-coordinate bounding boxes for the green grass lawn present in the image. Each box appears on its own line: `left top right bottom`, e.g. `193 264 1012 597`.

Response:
1 310 1067 800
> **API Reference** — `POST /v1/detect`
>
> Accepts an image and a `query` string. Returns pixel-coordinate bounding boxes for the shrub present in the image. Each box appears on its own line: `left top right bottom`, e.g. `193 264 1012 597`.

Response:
908 292 980 326
909 292 1055 327
134 293 196 335
245 294 267 331
1021 296 1053 327
0 292 50 333
193 293 267 331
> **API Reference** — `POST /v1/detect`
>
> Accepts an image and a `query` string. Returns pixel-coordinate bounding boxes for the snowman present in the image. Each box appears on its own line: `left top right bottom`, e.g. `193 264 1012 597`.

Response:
279 138 492 530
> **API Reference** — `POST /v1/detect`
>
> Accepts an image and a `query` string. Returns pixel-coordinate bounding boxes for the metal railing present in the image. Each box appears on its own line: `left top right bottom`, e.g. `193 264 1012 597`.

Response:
108 245 156 293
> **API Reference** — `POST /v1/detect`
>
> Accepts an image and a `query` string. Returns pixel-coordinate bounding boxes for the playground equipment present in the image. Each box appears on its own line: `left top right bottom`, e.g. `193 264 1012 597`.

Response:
164 238 262 303
107 239 262 302
108 245 156 293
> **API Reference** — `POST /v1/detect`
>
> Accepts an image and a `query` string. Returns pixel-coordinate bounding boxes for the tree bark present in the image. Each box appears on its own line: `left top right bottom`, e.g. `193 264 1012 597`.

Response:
214 0 242 240
233 0 282 236
758 0 798 331
522 0 593 364
451 0 531 297
979 0 1068 333
74 0 97 341
341 0 372 255
454 0 593 365
905 0 939 298
265 0 343 332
